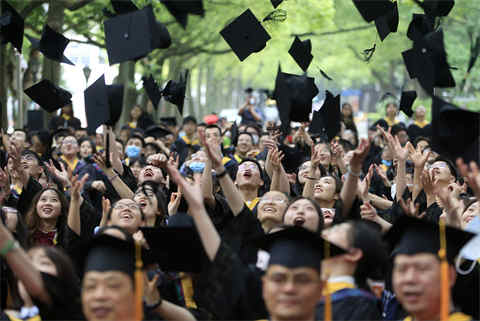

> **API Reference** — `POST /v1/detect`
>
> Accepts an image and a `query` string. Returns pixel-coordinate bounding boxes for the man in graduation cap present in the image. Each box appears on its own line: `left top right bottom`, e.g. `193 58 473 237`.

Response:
386 216 475 321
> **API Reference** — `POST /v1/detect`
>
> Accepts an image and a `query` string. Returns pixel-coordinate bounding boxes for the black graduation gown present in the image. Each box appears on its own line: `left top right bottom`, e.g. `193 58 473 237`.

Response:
316 287 382 321
453 260 480 320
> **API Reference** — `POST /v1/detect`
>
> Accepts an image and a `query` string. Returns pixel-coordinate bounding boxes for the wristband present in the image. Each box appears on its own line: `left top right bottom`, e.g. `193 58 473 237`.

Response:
216 169 228 178
0 240 19 257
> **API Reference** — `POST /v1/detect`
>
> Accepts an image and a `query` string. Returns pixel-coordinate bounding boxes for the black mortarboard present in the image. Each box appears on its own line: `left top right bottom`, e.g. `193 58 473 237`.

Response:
142 74 162 110
407 13 435 42
288 36 313 72
162 70 188 115
374 1 399 41
352 0 394 23
79 234 136 278
403 29 455 95
84 75 124 134
26 25 74 65
140 226 206 272
160 117 177 127
160 0 204 29
370 118 388 131
0 0 24 53
271 0 284 8
431 96 480 164
257 226 346 271
111 0 138 15
220 9 271 62
399 90 417 118
27 110 45 131
413 0 455 17
273 68 319 133
145 125 172 139
104 5 171 65
309 91 341 142
24 79 72 113
385 215 474 264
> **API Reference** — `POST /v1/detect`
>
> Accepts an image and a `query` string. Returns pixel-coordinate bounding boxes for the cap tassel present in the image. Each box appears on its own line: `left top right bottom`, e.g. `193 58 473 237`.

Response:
324 240 332 321
134 242 144 321
439 220 449 321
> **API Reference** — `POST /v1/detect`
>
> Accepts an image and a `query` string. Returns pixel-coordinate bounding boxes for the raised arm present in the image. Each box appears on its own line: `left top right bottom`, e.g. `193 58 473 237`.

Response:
202 133 244 216
408 143 431 202
341 139 370 218
67 174 89 236
93 153 134 199
0 219 51 304
202 158 216 208
269 148 290 195
303 146 321 198
166 163 220 261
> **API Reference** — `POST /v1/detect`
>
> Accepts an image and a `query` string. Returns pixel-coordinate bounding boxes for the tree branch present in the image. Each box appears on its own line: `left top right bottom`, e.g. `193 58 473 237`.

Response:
21 1 46 18
65 0 95 11
292 24 375 37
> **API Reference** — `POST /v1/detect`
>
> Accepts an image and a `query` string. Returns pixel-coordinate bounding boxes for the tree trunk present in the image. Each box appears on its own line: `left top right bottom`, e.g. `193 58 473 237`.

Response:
41 0 66 127
205 63 214 118
196 65 203 117
117 61 136 130
0 45 7 130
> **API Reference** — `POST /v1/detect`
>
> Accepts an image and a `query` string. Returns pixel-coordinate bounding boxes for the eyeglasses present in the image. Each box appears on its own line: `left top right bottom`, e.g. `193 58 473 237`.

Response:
21 155 37 162
427 162 448 170
239 163 258 171
113 203 140 211
259 198 286 205
265 272 320 287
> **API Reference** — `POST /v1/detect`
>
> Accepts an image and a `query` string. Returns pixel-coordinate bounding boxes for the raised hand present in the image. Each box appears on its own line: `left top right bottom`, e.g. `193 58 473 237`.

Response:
358 164 373 201
143 272 161 306
168 191 182 216
0 167 10 205
166 162 204 211
71 174 89 202
147 153 168 169
100 197 111 227
457 158 480 200
399 198 426 219
270 149 285 172
350 138 370 173
45 159 71 187
201 131 223 171
360 202 378 222
408 143 431 169
91 180 107 193
421 168 437 195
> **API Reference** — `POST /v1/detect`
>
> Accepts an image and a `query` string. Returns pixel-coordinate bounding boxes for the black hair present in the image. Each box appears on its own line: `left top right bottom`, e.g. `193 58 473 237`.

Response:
239 158 264 180
107 199 146 222
245 124 261 136
135 181 168 227
205 124 222 136
127 134 145 148
285 196 324 233
236 131 254 145
21 149 41 164
182 115 197 125
77 137 96 158
413 136 431 148
433 156 458 180
144 142 161 154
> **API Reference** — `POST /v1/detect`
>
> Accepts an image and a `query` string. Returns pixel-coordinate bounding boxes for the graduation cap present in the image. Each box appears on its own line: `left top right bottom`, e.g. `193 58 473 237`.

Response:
140 226 207 272
111 0 138 15
220 9 271 62
24 79 72 113
374 1 399 41
309 90 341 142
399 90 417 118
273 68 319 133
271 0 284 8
160 0 204 29
430 96 480 164
385 215 474 264
26 25 74 65
413 0 455 17
162 70 188 115
352 0 395 23
27 110 45 131
104 5 171 65
144 125 172 139
288 36 313 72
0 0 24 53
84 75 124 134
257 226 347 271
402 29 455 95
142 74 162 110
160 116 177 127
407 13 435 42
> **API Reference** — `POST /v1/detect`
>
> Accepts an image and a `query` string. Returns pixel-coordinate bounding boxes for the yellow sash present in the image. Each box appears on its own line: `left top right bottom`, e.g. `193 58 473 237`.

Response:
245 197 260 211
181 136 199 146
414 120 428 128
61 155 79 172
404 312 472 321
322 281 355 296
179 272 197 309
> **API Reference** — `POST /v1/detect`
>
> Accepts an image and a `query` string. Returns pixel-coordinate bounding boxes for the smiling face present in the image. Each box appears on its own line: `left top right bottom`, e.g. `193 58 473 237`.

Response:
107 199 144 234
257 191 288 228
262 265 322 321
133 185 159 224
80 140 94 158
237 133 254 154
236 161 263 189
393 253 449 321
138 165 165 185
462 201 480 228
36 190 62 222
313 176 338 202
82 271 135 321
283 198 321 233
